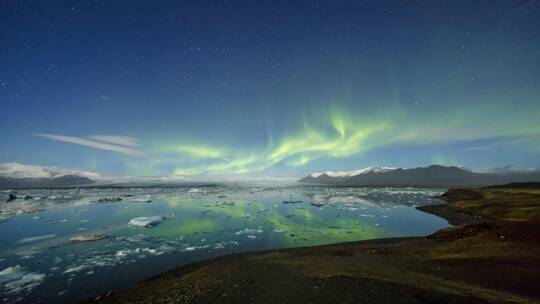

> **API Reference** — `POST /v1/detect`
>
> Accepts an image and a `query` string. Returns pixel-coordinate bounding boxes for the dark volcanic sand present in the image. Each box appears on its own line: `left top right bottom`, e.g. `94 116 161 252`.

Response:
89 185 540 304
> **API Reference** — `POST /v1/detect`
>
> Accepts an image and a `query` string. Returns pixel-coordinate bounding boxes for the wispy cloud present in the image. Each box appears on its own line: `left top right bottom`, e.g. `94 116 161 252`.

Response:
87 135 139 147
35 133 146 157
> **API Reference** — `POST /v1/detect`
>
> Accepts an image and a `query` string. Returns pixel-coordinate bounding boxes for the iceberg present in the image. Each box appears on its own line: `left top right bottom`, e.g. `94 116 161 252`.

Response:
128 195 152 203
235 228 263 235
128 216 165 228
272 228 285 234
0 265 45 295
64 264 88 274
69 234 108 242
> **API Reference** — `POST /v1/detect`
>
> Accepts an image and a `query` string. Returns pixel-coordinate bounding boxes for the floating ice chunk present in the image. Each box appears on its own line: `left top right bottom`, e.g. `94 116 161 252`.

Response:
272 228 285 234
214 242 225 249
16 234 56 244
157 244 175 253
142 248 158 255
181 245 209 252
128 195 152 203
128 216 165 228
69 234 108 242
114 247 165 259
235 228 263 235
64 265 87 274
115 249 131 257
0 265 45 295
0 265 24 284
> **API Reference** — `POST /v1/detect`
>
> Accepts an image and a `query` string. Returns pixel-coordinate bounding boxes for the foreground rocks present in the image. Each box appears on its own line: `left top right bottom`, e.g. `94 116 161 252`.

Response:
90 184 540 304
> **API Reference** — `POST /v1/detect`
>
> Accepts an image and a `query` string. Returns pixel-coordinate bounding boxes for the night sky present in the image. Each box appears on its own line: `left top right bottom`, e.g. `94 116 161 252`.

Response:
1 1 539 177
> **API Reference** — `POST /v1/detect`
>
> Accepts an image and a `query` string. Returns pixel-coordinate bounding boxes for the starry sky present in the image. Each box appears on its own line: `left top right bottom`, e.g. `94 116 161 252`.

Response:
1 1 539 177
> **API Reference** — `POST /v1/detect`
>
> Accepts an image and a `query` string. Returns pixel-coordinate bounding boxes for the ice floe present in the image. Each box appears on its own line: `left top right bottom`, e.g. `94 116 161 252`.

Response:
128 216 165 228
69 234 109 242
235 228 263 235
127 195 152 203
0 265 45 296
272 228 285 233
64 264 88 274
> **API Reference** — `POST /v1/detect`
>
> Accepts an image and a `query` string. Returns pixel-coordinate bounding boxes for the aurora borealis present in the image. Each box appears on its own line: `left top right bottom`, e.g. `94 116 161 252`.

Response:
1 1 539 177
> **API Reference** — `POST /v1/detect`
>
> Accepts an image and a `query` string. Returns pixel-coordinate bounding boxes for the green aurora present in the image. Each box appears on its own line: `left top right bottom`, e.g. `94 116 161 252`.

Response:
139 104 540 176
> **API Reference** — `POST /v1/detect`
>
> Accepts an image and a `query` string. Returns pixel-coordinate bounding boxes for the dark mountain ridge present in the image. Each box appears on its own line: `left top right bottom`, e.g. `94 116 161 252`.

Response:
300 165 540 187
0 175 95 190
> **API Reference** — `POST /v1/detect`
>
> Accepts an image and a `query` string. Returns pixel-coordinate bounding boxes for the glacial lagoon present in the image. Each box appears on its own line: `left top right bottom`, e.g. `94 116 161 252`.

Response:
0 185 449 303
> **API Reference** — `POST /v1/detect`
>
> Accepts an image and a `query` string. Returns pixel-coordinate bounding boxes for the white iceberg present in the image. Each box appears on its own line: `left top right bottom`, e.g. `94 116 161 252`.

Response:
69 234 108 242
272 228 285 234
64 264 88 274
235 228 263 235
128 216 165 228
0 265 45 295
128 195 152 203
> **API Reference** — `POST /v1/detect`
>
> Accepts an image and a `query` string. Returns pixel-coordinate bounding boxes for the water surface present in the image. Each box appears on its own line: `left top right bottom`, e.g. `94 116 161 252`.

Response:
0 185 449 303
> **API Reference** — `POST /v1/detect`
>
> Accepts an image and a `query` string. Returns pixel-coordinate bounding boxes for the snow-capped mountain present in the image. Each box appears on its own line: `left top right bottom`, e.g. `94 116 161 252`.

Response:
0 162 102 180
308 167 398 178
0 162 101 189
0 162 196 189
300 165 540 187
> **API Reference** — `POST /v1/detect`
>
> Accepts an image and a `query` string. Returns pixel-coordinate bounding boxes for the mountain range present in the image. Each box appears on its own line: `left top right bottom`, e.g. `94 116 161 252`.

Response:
2 162 540 189
299 165 540 187
0 162 191 189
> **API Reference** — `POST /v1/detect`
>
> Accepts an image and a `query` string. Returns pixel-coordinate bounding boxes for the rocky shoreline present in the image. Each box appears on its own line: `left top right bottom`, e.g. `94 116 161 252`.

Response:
89 184 540 304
